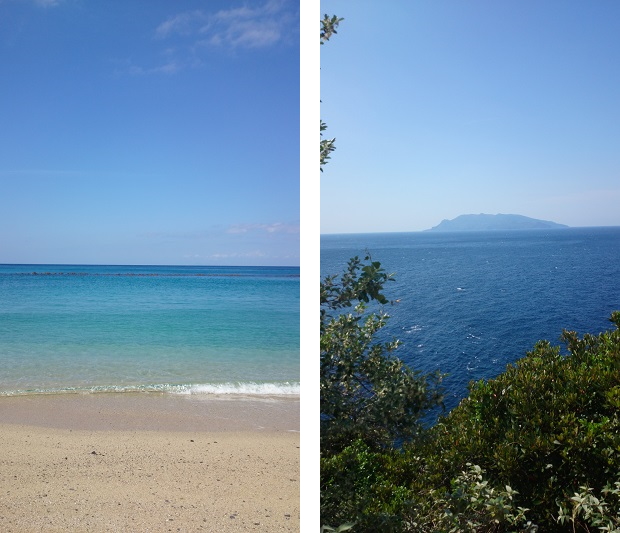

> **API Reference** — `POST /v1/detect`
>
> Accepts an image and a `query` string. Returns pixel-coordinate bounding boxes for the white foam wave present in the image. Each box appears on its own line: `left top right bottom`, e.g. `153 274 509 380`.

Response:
177 382 300 396
0 382 300 397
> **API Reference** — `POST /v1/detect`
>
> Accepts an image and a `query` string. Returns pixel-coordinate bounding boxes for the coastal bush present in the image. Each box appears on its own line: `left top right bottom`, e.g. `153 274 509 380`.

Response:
420 312 620 531
406 463 537 533
555 481 620 531
322 314 620 531
321 440 419 531
321 441 539 532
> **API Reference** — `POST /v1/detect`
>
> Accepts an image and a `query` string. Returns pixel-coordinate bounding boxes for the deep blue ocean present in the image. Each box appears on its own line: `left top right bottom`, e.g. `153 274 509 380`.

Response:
321 227 620 413
0 264 299 396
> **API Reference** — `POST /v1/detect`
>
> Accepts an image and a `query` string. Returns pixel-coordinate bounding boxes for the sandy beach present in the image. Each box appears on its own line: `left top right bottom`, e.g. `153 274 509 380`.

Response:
0 394 299 532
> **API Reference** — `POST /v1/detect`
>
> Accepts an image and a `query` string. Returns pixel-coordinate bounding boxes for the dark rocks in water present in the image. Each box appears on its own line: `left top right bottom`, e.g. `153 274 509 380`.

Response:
426 213 569 232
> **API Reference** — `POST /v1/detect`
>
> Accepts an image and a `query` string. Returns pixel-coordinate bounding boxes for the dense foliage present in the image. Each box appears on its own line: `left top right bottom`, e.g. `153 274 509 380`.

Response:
322 309 620 532
423 311 620 531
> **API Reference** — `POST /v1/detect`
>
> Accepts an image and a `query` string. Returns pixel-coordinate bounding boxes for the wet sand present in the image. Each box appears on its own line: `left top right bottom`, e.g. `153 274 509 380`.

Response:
0 394 299 532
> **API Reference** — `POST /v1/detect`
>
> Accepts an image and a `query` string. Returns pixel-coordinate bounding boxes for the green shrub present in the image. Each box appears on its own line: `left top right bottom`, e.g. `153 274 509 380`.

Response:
321 442 538 532
407 463 537 533
556 481 620 532
321 440 419 531
422 312 620 530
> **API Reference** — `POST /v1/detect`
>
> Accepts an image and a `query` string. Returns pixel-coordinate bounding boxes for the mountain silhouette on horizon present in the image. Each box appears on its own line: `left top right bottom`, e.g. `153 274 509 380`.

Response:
426 213 569 232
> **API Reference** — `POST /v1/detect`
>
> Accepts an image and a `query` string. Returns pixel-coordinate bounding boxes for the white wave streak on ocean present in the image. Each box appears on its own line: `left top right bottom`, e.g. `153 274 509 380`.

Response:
179 382 300 395
0 382 301 397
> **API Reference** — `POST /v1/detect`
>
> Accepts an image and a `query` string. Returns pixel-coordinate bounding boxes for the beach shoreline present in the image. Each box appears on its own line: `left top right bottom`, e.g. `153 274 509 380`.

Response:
0 394 300 532
0 392 300 432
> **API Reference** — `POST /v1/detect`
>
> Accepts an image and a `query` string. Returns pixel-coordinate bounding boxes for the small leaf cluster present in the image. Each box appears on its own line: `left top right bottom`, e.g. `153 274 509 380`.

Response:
557 481 620 531
407 463 537 533
321 255 392 325
321 14 344 44
320 120 336 171
320 14 343 171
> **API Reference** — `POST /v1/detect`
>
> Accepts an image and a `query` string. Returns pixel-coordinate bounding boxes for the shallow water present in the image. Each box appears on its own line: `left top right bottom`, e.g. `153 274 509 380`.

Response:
0 264 300 396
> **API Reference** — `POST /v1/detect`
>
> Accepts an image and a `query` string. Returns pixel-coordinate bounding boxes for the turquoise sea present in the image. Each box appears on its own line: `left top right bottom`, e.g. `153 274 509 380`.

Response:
0 264 299 396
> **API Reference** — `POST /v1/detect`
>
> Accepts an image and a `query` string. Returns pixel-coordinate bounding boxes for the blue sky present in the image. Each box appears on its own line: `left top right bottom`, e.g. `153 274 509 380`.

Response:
0 0 299 265
320 1 620 233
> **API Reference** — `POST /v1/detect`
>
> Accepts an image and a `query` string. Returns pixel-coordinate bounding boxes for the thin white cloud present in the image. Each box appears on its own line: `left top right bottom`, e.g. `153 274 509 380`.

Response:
205 0 286 49
140 222 299 240
157 0 293 49
209 20 280 49
155 10 206 39
225 222 300 235
211 251 267 259
132 1 295 75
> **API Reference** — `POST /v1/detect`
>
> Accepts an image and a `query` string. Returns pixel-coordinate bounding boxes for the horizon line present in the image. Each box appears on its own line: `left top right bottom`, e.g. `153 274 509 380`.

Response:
0 263 300 268
320 224 620 236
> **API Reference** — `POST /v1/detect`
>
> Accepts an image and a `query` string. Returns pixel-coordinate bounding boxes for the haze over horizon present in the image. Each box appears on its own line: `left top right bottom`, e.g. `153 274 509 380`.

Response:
322 212 616 235
0 0 299 266
320 1 620 234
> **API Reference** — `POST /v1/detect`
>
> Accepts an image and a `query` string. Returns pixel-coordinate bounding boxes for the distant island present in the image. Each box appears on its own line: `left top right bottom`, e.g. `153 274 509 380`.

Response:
426 213 569 232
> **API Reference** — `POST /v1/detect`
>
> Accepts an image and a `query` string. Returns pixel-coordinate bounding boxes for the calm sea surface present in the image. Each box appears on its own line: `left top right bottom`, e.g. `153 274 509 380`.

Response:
0 265 299 396
321 227 620 412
